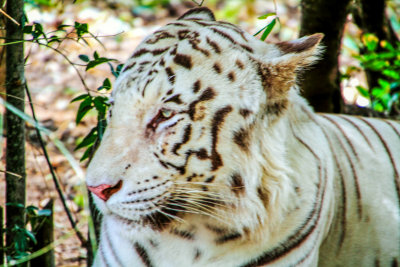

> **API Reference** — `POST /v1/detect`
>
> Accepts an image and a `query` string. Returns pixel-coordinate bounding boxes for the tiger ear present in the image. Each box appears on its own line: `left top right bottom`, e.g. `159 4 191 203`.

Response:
259 33 324 118
178 7 216 21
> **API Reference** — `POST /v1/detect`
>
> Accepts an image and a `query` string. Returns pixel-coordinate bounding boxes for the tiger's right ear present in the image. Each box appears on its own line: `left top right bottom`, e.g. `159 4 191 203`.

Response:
178 7 216 21
258 33 324 120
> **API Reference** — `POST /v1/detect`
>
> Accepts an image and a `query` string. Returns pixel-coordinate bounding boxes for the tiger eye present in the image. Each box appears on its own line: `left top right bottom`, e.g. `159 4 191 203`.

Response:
161 108 173 119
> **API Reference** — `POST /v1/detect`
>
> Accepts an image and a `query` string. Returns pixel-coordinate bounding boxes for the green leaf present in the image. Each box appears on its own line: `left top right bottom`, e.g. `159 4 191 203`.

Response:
372 101 384 112
378 79 391 91
74 22 89 38
110 63 124 78
37 209 52 217
76 97 93 124
79 54 90 62
57 24 70 30
23 229 37 245
93 96 108 115
98 78 112 91
74 194 85 209
80 146 93 161
26 205 39 213
362 33 379 52
86 57 114 71
356 85 370 98
48 35 60 44
260 18 276 41
258 12 276 20
382 69 400 80
371 87 384 97
23 25 33 34
6 203 25 208
93 51 99 60
75 128 97 151
71 93 89 103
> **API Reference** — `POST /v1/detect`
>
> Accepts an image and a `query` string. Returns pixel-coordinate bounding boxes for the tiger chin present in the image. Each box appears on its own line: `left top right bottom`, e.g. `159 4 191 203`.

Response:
86 7 400 267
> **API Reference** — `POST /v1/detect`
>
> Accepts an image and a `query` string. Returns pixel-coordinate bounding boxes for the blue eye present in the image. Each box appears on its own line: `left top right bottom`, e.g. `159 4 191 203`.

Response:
161 108 173 119
147 108 175 131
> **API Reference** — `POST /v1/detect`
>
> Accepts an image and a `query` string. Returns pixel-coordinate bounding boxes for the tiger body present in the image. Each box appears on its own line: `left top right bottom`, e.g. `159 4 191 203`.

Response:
86 8 400 267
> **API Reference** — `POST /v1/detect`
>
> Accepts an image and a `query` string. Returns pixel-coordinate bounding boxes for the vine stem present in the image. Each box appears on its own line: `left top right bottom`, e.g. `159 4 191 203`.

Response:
25 83 88 248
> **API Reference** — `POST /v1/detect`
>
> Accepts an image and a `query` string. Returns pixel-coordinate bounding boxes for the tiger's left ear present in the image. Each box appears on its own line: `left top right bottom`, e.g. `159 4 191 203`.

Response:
259 33 324 117
178 7 216 21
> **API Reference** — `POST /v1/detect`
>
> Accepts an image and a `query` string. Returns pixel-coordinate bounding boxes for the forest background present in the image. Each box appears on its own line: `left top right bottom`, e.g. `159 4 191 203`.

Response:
0 0 399 266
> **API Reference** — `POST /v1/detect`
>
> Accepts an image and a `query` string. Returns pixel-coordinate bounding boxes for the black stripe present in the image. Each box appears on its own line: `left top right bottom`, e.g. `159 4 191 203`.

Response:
172 124 192 155
209 27 254 53
134 242 154 267
165 94 183 104
231 173 245 195
192 80 201 93
132 48 169 58
215 232 241 244
359 118 400 208
189 40 211 57
210 106 233 170
174 53 192 69
321 128 348 249
187 87 216 120
241 120 326 266
165 67 175 85
321 115 359 161
320 115 362 219
385 120 400 139
218 21 249 41
338 115 374 149
206 37 221 54
123 62 136 71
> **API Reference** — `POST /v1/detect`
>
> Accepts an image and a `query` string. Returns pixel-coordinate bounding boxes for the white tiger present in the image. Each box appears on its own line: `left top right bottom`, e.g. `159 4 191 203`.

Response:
86 7 400 266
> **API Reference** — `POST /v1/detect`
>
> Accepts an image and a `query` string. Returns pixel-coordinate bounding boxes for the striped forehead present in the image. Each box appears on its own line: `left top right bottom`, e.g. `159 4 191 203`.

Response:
112 18 280 108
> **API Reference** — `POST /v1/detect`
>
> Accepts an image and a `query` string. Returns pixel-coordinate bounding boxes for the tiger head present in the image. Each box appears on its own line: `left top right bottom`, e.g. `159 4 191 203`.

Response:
86 7 322 235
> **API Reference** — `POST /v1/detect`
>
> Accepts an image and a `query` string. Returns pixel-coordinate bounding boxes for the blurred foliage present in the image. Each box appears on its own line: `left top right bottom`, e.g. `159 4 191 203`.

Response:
352 33 400 114
4 203 51 263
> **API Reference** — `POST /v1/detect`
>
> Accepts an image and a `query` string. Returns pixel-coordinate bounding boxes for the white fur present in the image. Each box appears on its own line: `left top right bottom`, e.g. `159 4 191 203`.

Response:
86 9 400 267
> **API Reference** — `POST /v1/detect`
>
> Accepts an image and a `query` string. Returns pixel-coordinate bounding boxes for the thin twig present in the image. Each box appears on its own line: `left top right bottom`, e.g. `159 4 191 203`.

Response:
25 83 88 248
0 8 20 26
0 169 22 178
36 42 91 93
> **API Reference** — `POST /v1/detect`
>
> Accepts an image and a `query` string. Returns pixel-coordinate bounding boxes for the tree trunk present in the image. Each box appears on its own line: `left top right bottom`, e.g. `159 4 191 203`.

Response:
5 0 27 265
299 0 351 113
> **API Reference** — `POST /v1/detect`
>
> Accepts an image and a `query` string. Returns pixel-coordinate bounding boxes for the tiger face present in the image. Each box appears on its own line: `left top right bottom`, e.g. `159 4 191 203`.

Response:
86 8 322 232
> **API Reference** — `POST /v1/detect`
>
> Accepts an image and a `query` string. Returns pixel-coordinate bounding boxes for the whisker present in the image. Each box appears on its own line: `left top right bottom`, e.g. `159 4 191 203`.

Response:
166 202 227 222
157 208 186 224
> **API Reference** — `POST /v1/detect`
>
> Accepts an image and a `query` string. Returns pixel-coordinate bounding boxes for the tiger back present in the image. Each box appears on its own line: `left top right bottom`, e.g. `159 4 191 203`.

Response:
85 7 400 266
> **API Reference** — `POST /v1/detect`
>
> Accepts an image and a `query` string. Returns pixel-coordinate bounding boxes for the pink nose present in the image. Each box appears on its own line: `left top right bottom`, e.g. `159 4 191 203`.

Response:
87 180 122 201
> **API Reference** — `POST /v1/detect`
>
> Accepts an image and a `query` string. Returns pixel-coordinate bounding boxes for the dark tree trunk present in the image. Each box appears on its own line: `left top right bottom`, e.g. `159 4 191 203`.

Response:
5 0 27 265
299 0 352 113
31 200 55 267
352 0 399 93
